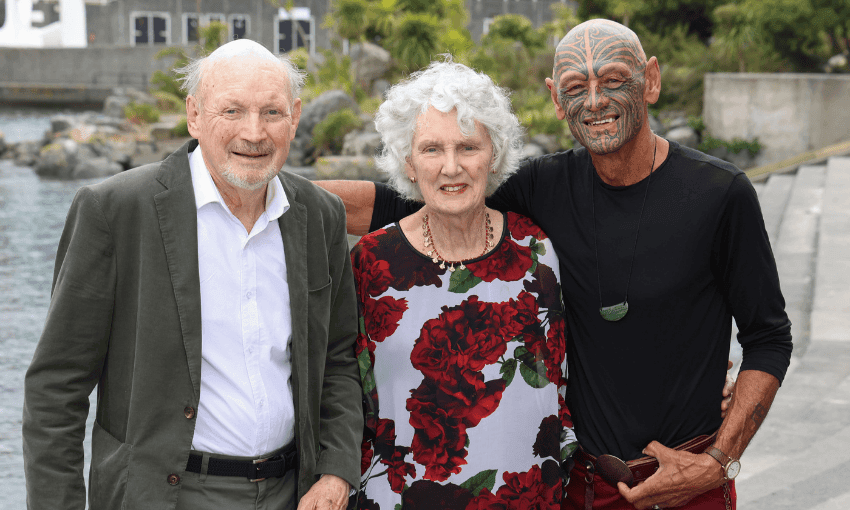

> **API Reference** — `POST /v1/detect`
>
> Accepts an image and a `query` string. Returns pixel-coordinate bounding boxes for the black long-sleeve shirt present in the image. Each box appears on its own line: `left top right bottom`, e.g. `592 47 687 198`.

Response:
370 141 792 460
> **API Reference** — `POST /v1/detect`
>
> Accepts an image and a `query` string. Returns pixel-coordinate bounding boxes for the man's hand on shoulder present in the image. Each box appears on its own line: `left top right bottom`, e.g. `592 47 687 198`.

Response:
297 474 350 510
617 441 725 509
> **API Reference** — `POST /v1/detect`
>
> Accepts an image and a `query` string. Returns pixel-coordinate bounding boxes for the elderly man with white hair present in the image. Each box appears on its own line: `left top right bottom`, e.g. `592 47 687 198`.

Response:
23 39 362 510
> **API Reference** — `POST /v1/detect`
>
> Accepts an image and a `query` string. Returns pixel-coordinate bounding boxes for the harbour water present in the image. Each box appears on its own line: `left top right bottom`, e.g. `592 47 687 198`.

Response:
0 108 100 508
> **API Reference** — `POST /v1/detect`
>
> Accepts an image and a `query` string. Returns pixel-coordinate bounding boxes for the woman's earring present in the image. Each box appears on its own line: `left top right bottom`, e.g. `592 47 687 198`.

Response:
409 176 416 183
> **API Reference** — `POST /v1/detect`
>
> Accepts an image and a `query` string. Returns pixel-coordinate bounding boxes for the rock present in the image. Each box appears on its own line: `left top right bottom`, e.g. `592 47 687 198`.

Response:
521 143 546 160
665 126 699 149
371 79 391 98
359 113 378 133
666 116 689 130
72 157 123 179
0 131 6 156
342 131 383 157
35 139 80 178
287 90 359 166
282 165 318 180
50 115 77 134
350 42 392 90
530 134 559 154
103 95 132 119
150 122 177 141
313 156 384 181
706 146 728 161
14 141 42 166
649 114 665 135
101 138 137 170
726 150 754 170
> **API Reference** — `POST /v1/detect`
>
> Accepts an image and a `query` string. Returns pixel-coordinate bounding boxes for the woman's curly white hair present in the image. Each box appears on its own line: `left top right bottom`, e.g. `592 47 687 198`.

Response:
375 58 524 201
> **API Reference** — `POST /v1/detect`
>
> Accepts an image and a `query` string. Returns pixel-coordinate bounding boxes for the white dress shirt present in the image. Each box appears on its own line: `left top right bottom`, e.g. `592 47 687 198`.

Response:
188 147 295 457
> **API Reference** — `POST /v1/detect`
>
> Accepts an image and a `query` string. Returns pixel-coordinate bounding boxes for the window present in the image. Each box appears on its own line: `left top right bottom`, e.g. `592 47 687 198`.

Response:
131 12 170 46
229 14 250 41
182 13 227 44
275 8 314 54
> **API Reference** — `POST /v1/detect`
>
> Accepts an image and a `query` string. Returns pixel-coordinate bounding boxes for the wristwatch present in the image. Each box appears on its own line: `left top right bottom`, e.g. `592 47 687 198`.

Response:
704 446 741 480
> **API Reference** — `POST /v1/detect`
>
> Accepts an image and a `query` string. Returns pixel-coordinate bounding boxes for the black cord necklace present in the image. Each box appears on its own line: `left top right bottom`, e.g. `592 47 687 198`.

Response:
590 136 657 322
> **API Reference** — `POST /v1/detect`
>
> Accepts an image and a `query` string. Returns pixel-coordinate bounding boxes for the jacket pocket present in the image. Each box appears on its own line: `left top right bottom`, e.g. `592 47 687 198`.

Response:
89 421 132 510
307 278 332 338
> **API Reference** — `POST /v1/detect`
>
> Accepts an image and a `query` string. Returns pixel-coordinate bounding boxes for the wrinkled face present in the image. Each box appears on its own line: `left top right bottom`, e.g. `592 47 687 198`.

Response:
550 22 648 155
406 107 493 217
187 56 301 191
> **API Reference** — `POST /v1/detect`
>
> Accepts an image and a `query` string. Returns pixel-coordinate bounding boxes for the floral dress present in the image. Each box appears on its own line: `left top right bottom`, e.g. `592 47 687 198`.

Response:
351 212 577 510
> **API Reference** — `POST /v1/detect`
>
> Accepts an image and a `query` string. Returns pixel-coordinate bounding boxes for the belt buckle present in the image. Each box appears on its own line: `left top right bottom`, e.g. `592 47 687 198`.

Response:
249 457 270 482
596 454 635 488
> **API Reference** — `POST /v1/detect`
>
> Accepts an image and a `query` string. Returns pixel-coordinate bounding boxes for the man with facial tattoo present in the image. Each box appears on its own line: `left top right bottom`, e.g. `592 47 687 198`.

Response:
317 19 792 510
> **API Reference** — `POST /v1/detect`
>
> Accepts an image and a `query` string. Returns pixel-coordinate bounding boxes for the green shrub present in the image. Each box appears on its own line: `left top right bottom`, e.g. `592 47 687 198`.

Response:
699 135 762 157
313 108 363 154
171 117 190 137
152 90 185 113
124 102 160 124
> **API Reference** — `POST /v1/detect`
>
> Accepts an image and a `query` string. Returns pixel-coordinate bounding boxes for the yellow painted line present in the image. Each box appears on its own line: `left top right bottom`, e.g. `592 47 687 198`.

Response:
746 139 850 180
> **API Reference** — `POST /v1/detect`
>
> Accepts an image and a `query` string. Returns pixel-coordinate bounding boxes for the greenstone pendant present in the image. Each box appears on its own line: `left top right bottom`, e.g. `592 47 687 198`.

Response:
600 301 628 321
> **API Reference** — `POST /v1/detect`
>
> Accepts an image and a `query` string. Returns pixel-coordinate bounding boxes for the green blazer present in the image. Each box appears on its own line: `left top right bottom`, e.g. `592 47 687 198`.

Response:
22 140 363 509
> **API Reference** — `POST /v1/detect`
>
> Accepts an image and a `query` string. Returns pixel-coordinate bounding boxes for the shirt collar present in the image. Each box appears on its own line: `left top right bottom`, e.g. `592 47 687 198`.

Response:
189 145 289 221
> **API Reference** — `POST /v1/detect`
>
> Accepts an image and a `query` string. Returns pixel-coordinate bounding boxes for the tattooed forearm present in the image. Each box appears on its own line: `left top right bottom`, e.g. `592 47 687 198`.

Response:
750 402 768 427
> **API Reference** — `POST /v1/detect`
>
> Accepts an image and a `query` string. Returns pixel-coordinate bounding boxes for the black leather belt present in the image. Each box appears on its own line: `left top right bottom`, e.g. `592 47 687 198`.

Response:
186 441 297 482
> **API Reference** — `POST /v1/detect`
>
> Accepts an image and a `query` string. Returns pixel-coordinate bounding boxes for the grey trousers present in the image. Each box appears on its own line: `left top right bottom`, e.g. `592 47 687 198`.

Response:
175 450 296 510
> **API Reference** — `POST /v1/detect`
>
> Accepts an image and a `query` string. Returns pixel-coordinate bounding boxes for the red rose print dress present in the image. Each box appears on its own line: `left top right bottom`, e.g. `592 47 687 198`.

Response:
351 212 576 510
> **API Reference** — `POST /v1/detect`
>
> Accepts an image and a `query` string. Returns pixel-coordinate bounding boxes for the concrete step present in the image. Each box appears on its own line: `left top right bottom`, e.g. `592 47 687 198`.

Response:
735 342 850 508
810 157 850 344
735 157 850 509
772 165 825 356
729 168 822 370
758 174 795 246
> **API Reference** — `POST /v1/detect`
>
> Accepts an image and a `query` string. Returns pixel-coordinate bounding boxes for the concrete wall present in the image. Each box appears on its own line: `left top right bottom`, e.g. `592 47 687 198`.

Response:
704 73 850 166
0 46 172 87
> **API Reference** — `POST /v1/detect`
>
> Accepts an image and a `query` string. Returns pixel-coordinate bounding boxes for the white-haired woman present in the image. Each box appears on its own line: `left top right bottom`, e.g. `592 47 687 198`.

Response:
351 60 575 510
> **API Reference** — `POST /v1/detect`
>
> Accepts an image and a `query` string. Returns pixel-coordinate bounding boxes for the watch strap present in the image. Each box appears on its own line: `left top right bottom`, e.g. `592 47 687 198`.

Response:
704 446 733 467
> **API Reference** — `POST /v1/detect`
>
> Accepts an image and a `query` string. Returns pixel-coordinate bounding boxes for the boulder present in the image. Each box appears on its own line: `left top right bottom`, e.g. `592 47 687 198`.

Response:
72 157 123 179
649 114 665 135
14 141 42 166
665 126 699 149
521 143 546 160
666 116 689 130
530 134 559 154
282 165 318 181
726 150 754 170
287 90 359 166
0 130 6 156
103 95 132 119
50 115 77 134
350 42 392 89
371 79 391 98
705 146 729 161
35 139 80 178
342 131 383 157
313 156 384 181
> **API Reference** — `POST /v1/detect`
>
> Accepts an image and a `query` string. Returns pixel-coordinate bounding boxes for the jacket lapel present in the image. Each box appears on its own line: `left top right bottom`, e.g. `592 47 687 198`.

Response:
277 175 308 422
153 140 203 399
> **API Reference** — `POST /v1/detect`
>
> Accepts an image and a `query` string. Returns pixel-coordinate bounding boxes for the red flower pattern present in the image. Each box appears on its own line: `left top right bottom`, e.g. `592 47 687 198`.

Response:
411 297 522 381
364 296 408 343
380 446 416 493
467 238 534 283
507 211 548 241
353 218 572 507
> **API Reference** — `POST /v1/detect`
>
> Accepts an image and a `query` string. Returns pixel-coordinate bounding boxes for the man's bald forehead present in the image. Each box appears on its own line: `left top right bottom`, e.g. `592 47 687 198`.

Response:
554 19 647 79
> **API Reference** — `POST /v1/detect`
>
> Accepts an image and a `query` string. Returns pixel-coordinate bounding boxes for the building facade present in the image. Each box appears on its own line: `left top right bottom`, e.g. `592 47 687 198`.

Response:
18 0 576 53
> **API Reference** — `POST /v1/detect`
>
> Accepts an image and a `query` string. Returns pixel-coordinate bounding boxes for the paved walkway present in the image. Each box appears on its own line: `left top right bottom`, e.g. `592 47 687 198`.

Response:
735 157 850 509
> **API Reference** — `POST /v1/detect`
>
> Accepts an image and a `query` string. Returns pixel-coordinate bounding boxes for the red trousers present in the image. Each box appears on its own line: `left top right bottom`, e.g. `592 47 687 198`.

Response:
562 458 736 509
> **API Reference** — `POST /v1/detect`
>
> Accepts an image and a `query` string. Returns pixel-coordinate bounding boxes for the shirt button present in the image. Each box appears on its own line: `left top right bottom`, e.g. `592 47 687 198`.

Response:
246 291 252 299
167 474 180 485
183 406 195 419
